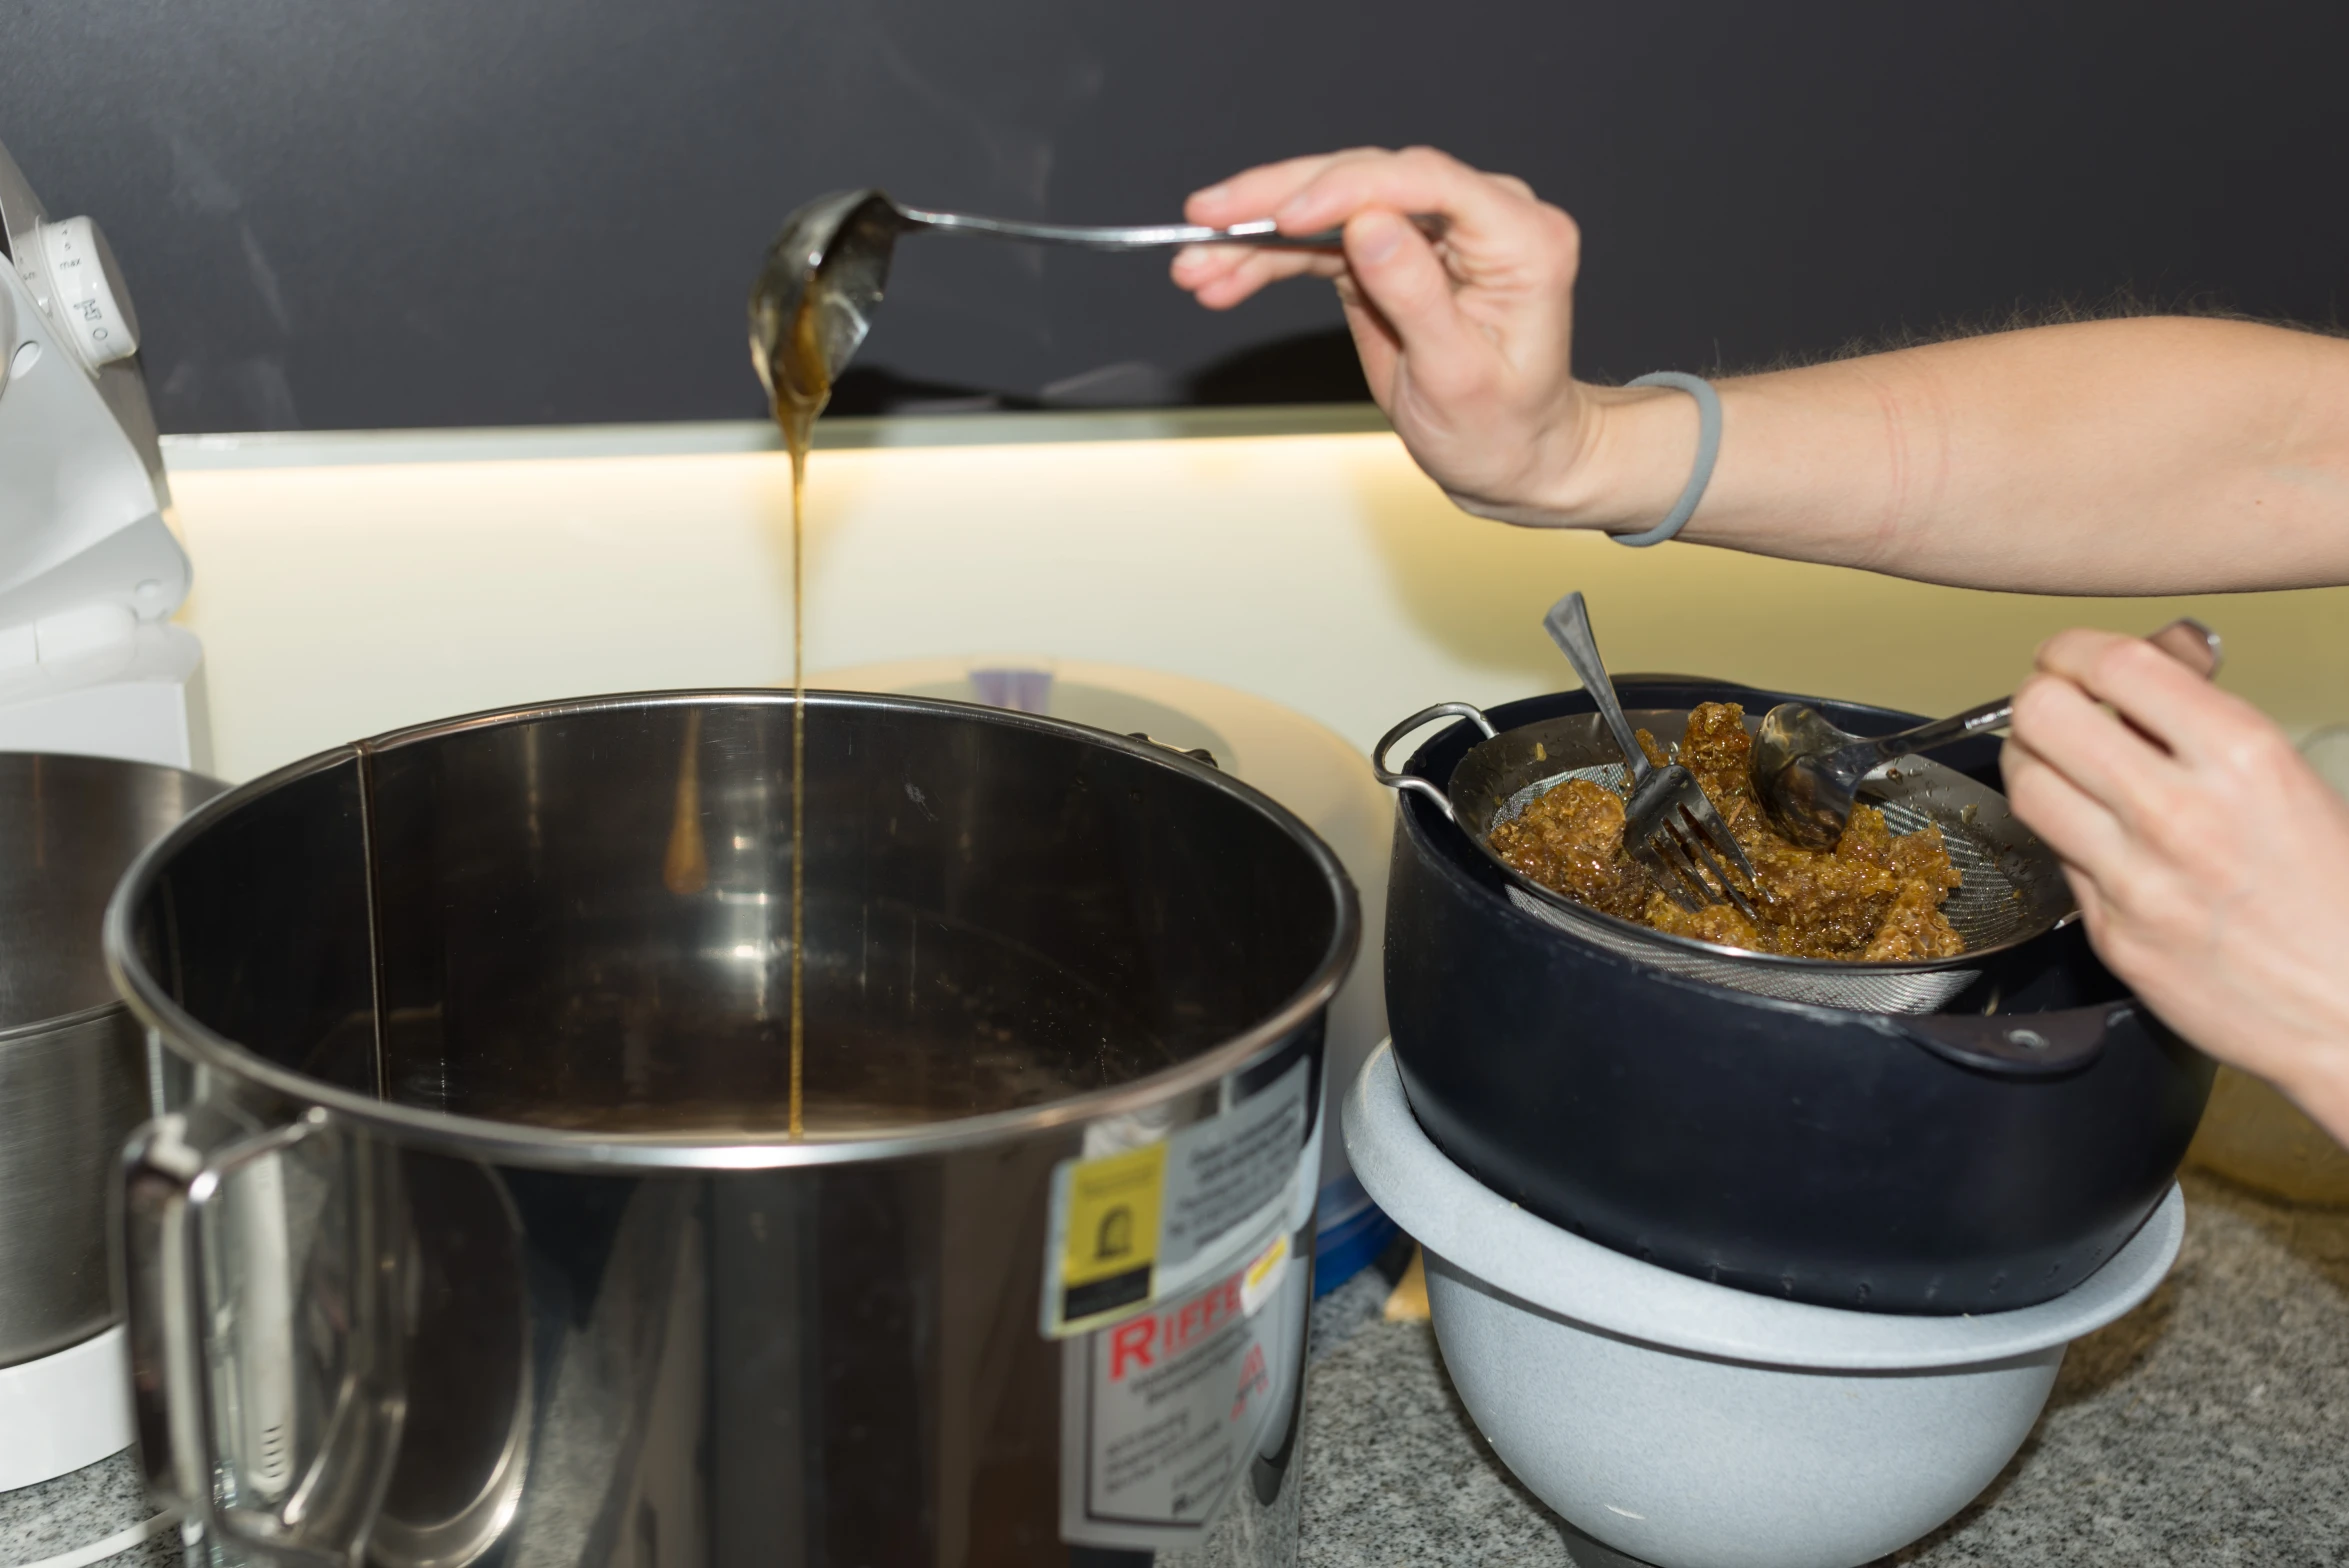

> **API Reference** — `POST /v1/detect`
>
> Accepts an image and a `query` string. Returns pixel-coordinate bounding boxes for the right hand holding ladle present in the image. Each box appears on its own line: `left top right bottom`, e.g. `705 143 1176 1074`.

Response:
749 188 1445 408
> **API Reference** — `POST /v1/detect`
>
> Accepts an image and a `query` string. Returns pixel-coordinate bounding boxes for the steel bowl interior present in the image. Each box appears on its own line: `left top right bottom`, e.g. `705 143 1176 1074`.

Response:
105 690 1359 1167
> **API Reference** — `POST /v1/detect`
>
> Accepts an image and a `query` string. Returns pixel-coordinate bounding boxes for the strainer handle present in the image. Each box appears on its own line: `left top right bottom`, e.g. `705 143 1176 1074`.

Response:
1856 618 2221 771
1372 703 1498 823
1854 696 2014 771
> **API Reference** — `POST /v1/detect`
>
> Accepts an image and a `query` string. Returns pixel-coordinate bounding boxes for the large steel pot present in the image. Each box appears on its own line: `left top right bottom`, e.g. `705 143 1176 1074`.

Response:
1385 679 2212 1316
0 754 221 1369
107 691 1356 1568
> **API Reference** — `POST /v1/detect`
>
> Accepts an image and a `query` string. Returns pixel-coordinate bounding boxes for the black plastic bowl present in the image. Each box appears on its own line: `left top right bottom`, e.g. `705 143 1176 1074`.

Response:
1386 679 2213 1314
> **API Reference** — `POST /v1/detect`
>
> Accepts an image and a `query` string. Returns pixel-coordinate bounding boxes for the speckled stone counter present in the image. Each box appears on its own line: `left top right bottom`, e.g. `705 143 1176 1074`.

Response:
1299 1172 2349 1567
7 1171 2340 1567
0 1450 175 1568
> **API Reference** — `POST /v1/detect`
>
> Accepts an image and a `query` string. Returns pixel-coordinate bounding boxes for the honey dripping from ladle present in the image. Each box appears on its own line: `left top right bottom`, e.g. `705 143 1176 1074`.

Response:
749 188 1304 1133
750 193 890 1140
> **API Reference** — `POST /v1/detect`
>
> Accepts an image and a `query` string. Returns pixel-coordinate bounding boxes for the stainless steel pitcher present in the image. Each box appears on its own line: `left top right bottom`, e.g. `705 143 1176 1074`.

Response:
107 691 1356 1568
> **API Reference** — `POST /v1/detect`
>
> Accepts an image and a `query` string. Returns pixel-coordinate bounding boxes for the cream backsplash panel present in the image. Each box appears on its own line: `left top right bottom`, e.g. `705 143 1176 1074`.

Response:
166 427 2349 783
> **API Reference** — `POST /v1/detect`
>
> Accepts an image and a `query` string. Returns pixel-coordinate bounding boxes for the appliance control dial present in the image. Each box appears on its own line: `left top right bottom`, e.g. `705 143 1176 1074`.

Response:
36 216 139 368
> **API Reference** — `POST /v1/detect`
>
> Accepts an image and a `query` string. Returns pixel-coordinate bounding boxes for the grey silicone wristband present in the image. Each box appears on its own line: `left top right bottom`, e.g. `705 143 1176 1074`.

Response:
1612 372 1721 548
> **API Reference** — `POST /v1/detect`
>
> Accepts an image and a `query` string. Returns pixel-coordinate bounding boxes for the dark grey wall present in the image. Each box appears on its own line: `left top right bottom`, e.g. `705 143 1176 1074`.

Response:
4 0 2344 433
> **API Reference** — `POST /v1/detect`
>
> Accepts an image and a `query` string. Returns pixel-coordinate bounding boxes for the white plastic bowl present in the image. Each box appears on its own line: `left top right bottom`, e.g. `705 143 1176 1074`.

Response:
1344 1042 2184 1568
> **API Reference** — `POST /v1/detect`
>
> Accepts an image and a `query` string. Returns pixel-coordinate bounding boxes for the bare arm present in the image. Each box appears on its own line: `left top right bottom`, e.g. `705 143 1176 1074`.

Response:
1180 149 2349 1148
1584 318 2349 593
1174 150 2349 595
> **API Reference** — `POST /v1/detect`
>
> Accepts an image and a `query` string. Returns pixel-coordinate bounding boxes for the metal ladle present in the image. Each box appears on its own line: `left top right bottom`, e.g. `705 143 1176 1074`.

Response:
748 188 1445 408
1749 618 2224 849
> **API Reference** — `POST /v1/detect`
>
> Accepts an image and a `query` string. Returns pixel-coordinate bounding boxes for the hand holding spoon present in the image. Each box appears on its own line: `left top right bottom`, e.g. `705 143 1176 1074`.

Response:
748 188 1446 413
1749 619 2223 849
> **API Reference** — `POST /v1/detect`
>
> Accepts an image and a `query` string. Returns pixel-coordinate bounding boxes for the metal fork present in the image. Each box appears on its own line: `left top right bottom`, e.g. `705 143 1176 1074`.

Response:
1543 593 1762 918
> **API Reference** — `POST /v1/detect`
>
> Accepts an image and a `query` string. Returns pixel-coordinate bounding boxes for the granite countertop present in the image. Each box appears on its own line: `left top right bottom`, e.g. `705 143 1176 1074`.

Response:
1300 1171 2349 1566
7 1172 2342 1568
0 1454 174 1568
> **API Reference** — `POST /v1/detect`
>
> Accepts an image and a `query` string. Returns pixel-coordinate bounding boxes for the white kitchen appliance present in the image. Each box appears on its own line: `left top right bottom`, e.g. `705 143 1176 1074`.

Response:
0 139 202 772
0 136 206 1496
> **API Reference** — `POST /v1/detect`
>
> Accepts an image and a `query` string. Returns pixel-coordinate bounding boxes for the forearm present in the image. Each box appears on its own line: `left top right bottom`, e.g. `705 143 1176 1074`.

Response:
1551 317 2349 593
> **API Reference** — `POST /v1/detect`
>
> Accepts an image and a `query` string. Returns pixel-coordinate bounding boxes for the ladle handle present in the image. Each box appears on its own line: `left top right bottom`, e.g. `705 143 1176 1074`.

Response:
1372 702 1499 822
2148 617 2223 679
896 206 1447 253
1856 696 2014 770
1542 593 1653 782
1860 617 2225 769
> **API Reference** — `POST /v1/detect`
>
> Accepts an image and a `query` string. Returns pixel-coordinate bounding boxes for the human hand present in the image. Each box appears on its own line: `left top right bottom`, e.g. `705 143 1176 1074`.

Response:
2003 629 2349 1146
1171 148 1604 524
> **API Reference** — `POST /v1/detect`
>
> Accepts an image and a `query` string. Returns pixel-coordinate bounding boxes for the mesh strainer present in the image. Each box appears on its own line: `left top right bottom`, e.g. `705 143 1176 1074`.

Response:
1373 703 2078 1013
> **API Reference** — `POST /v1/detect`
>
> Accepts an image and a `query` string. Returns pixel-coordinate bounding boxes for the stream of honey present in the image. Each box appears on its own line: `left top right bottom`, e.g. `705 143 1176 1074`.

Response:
767 293 829 1140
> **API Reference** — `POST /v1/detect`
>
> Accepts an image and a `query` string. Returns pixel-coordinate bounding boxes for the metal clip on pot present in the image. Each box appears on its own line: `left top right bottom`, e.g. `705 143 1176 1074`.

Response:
1370 702 1499 822
121 1103 405 1568
1876 1004 2122 1078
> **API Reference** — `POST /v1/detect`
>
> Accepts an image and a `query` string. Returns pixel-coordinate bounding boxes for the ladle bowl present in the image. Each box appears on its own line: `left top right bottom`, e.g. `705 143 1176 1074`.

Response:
749 190 901 418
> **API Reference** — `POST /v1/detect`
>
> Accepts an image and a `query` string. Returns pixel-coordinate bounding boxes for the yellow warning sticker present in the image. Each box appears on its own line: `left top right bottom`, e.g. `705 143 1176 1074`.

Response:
1041 1055 1314 1340
1056 1142 1167 1326
1240 1232 1289 1317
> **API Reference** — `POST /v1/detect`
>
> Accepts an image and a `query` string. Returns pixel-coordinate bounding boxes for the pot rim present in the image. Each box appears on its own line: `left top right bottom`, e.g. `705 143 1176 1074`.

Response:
103 687 1361 1172
0 996 131 1046
1346 1042 2183 1369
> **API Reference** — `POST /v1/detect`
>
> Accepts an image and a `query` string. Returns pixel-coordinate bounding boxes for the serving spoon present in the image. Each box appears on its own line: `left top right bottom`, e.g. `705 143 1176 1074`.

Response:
749 188 1446 411
1749 618 2224 849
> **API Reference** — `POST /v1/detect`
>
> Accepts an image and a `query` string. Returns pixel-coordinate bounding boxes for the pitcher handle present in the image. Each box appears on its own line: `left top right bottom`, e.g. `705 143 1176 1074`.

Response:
122 1105 404 1568
1371 703 1497 823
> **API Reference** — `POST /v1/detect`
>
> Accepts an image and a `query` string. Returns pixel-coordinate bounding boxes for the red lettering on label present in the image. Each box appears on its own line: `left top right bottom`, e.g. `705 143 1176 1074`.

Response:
1232 1343 1268 1420
1110 1272 1255 1384
1164 1277 1242 1359
1109 1316 1157 1381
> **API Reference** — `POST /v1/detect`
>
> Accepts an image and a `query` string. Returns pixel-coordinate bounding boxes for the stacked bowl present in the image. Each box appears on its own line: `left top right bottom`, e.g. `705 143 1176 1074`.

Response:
1348 1045 2180 1568
1362 679 2211 1567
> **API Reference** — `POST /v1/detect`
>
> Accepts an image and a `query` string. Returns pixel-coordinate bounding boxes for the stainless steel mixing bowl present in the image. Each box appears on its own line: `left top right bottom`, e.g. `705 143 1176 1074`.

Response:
107 691 1356 1568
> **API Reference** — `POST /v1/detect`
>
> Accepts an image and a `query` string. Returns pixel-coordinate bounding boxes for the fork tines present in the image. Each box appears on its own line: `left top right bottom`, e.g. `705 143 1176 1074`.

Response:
1627 766 1762 921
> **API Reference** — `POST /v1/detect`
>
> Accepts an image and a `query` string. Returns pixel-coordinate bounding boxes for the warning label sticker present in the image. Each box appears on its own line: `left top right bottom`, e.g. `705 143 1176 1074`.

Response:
1059 1228 1303 1551
1041 1056 1313 1338
1055 1141 1168 1327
